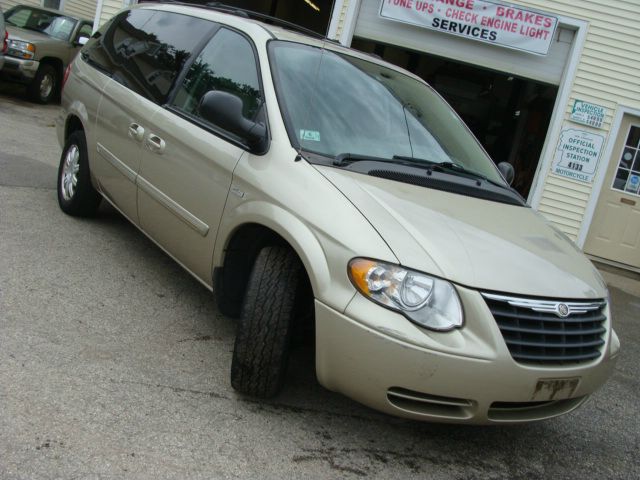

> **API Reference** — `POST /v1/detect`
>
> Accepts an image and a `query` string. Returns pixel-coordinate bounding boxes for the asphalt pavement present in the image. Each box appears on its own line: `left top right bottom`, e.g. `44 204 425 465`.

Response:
1 82 639 479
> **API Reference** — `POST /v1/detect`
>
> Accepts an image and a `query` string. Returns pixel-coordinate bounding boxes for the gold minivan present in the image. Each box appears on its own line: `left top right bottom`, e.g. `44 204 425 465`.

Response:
56 3 619 424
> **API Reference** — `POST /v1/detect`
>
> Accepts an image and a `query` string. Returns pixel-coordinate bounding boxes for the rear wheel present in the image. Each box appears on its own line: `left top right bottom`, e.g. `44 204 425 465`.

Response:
28 64 58 104
57 131 101 217
231 246 301 398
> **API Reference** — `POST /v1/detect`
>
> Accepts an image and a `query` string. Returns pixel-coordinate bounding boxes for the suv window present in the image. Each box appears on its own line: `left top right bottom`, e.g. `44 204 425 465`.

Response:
82 9 214 104
5 6 77 41
172 28 262 123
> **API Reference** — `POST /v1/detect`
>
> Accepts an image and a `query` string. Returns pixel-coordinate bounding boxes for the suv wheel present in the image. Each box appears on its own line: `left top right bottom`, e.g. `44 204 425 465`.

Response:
28 64 57 104
231 246 301 398
57 131 101 216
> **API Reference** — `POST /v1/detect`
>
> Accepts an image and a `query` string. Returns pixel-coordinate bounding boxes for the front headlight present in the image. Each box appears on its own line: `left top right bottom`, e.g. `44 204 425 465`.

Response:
7 39 36 59
348 258 463 331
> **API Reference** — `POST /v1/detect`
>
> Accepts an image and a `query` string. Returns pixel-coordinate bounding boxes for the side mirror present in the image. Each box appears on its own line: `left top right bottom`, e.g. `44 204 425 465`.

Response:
199 90 267 153
497 161 515 185
76 36 89 47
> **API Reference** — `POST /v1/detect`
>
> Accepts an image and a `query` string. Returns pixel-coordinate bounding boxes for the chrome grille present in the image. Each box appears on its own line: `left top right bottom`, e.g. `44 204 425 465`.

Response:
482 293 607 365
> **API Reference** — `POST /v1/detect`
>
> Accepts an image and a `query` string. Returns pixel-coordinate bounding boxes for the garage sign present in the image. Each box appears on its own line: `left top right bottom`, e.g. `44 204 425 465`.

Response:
552 128 605 184
570 100 607 129
379 0 558 55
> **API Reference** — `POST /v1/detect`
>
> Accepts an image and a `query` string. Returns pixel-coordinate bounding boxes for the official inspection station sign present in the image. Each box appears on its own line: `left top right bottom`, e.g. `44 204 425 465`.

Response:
552 128 605 183
379 0 558 55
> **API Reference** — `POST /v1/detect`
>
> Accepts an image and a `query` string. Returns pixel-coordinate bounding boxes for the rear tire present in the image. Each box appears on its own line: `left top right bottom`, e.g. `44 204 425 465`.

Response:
231 246 301 398
28 64 58 104
57 131 101 217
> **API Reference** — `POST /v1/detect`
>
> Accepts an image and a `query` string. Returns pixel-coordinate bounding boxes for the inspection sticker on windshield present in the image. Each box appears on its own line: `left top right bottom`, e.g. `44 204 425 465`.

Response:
531 377 580 401
300 130 321 142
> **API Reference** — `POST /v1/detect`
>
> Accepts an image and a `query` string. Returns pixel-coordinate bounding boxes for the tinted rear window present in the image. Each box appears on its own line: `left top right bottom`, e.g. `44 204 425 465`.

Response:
82 9 215 104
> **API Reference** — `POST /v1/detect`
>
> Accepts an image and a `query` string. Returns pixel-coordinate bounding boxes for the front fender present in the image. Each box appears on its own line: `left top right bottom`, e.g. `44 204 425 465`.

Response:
214 199 359 312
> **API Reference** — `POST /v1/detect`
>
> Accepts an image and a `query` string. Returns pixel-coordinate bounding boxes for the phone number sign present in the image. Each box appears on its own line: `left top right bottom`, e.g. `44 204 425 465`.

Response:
379 0 558 55
570 100 607 129
552 128 605 183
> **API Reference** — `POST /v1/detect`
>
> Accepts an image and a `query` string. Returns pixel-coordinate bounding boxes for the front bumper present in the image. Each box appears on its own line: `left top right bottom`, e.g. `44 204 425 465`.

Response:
315 285 619 424
1 55 39 82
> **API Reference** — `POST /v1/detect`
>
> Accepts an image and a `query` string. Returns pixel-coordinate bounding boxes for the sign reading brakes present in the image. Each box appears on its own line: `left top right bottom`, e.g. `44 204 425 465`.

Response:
379 0 558 55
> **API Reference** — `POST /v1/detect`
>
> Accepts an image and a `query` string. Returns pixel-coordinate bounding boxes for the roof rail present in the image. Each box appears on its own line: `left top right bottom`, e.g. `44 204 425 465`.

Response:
161 1 339 43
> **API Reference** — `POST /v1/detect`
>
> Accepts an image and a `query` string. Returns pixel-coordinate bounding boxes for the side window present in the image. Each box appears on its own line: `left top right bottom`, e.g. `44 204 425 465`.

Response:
172 28 262 124
6 8 51 30
81 14 120 74
82 9 214 104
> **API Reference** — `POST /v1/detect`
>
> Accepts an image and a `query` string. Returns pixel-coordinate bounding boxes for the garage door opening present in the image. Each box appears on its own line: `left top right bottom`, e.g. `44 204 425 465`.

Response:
173 0 334 35
351 38 558 199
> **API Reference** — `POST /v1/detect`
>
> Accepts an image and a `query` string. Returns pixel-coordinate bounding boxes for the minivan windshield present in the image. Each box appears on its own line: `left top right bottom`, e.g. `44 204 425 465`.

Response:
269 41 504 184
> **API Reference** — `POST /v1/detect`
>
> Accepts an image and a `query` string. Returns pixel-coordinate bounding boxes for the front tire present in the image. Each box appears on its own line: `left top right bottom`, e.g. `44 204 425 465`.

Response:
57 131 101 217
28 64 58 104
231 246 301 398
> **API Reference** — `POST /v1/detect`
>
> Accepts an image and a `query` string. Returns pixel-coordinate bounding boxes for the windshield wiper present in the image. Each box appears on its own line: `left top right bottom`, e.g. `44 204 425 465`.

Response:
393 155 509 189
333 152 418 167
334 153 510 190
393 155 486 179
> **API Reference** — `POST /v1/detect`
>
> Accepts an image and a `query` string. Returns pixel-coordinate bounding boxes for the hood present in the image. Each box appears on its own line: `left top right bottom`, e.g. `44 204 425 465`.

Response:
6 25 66 45
317 166 607 299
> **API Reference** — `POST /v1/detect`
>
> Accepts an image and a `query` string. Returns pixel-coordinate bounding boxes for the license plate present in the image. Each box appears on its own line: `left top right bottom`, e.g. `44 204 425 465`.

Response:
531 377 580 401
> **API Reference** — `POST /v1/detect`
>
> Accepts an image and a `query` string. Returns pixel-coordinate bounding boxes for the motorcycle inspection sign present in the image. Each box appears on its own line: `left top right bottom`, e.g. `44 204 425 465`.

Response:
379 0 558 55
552 128 605 183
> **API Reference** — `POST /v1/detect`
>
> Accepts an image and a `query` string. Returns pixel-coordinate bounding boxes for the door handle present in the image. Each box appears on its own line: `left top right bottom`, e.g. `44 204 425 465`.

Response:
128 123 145 142
146 134 166 154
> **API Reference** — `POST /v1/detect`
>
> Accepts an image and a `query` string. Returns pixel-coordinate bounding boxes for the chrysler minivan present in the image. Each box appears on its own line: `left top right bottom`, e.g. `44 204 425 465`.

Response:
56 3 619 424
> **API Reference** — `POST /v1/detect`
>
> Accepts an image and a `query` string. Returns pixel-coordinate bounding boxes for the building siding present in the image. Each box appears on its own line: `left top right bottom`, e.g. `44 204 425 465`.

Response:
508 1 640 241
99 0 124 26
1 0 40 11
63 0 95 21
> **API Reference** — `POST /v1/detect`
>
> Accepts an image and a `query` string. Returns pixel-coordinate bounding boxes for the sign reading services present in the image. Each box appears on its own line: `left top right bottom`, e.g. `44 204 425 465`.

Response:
552 128 605 183
570 100 607 129
379 0 558 55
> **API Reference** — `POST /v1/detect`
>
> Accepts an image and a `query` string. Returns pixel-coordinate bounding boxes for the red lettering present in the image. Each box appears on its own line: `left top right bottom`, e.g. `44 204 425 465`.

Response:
446 8 478 23
415 1 434 13
388 0 413 8
495 6 555 30
434 0 474 10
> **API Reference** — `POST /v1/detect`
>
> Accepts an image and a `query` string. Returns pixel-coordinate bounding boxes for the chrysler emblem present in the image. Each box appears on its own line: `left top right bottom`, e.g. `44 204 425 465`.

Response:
556 303 570 317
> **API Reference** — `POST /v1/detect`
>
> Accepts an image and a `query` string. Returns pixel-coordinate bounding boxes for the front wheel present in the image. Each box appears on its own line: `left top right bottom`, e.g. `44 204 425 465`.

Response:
57 131 101 217
231 246 301 398
28 64 58 104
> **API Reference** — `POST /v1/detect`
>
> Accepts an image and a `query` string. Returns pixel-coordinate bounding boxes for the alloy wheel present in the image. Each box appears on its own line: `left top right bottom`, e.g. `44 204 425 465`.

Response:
60 144 80 201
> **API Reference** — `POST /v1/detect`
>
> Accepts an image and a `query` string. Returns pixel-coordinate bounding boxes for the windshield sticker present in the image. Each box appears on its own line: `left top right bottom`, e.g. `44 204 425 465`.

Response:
300 130 321 142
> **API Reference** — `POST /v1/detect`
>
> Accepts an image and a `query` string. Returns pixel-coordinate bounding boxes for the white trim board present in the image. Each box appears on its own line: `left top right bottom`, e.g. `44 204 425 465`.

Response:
576 106 640 248
528 14 588 208
327 0 363 45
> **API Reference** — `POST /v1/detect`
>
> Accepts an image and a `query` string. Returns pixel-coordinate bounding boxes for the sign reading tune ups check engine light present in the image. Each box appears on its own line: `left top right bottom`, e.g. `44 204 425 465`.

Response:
379 0 558 55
